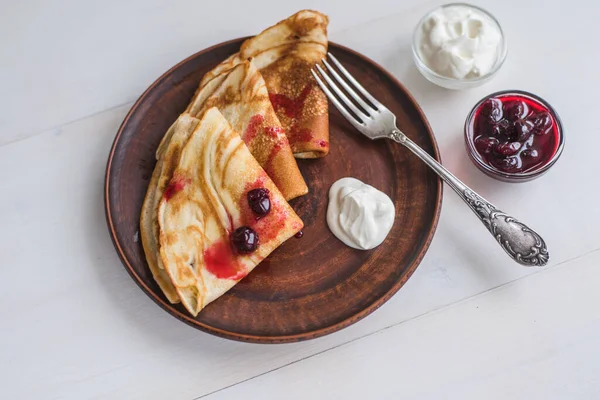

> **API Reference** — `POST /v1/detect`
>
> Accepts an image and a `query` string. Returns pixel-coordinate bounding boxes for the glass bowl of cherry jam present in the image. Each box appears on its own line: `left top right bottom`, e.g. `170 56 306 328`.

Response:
465 90 564 182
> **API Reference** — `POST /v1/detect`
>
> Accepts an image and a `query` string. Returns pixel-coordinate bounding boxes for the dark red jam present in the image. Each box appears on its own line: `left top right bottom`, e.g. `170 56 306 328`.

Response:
247 188 271 218
471 94 560 174
231 226 259 254
204 240 247 280
163 176 190 201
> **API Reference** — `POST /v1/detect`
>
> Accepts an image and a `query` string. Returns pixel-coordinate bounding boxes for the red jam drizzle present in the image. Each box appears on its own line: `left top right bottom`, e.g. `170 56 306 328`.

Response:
269 85 312 119
163 176 190 201
204 174 295 279
269 85 325 147
289 128 314 145
317 140 329 148
252 203 288 243
263 125 289 171
240 175 288 243
204 239 247 280
264 126 285 138
292 221 303 231
243 114 265 143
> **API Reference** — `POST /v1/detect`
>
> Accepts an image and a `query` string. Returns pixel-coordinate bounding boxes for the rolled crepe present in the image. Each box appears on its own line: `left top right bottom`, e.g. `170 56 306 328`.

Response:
200 10 330 159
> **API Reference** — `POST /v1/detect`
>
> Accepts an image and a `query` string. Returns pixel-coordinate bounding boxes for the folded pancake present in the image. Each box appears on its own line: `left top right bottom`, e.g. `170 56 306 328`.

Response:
200 10 330 159
187 60 308 200
157 107 303 316
199 53 242 85
140 114 200 303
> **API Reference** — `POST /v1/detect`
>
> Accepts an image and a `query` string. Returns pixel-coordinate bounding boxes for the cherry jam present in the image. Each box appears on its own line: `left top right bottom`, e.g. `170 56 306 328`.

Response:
467 91 562 179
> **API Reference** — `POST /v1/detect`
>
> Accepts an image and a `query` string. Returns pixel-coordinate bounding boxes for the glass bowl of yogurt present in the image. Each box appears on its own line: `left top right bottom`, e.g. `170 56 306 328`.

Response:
412 3 507 90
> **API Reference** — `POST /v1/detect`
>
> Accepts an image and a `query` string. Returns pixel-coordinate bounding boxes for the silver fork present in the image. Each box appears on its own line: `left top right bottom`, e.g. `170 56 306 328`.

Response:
312 53 549 267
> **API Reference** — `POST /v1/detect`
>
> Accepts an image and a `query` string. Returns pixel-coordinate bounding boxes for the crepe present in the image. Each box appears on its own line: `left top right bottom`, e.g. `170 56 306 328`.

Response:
186 59 308 200
140 114 201 303
157 107 303 316
200 10 330 159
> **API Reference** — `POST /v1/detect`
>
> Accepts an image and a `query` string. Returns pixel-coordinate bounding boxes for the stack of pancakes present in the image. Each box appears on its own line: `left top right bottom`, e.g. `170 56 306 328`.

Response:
140 10 329 316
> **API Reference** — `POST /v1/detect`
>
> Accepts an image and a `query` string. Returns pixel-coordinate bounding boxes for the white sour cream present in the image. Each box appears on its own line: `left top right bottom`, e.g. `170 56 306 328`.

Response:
417 5 502 79
327 178 395 250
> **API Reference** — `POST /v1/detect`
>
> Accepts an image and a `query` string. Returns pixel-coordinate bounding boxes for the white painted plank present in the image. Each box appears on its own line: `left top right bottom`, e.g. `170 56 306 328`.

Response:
0 0 429 145
0 0 598 398
0 74 596 398
204 250 600 400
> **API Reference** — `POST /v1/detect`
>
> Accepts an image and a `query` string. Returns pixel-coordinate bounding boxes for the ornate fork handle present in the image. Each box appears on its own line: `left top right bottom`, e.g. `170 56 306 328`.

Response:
311 53 548 267
391 129 549 266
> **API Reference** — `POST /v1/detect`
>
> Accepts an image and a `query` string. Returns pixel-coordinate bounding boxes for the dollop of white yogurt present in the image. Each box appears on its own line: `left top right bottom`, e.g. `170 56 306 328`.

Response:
418 5 502 79
327 178 395 250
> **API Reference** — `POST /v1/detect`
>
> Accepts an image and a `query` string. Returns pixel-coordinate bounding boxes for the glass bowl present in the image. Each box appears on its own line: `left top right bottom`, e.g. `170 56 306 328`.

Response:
464 90 565 182
412 3 508 90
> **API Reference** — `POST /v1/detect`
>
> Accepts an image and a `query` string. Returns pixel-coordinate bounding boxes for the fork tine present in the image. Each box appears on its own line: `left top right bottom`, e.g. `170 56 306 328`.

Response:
327 52 383 109
322 58 377 114
311 69 366 130
315 64 371 121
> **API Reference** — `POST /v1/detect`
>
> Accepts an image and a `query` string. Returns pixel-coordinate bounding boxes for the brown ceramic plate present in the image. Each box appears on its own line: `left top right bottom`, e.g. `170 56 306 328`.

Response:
105 38 442 343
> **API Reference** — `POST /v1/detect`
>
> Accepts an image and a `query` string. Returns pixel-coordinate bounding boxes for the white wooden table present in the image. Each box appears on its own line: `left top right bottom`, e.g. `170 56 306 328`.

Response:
2 0 599 398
